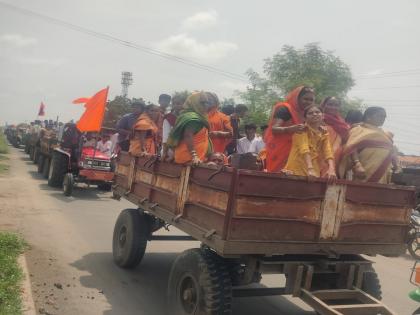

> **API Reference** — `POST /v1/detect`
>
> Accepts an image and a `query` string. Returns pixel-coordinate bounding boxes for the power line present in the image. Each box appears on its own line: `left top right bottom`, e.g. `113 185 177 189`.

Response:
0 1 248 82
356 68 420 78
353 85 420 91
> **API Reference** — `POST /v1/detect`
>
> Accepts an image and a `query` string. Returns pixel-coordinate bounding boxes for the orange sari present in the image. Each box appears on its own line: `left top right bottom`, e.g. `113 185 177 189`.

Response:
264 86 305 172
208 109 232 153
174 128 210 164
129 113 158 156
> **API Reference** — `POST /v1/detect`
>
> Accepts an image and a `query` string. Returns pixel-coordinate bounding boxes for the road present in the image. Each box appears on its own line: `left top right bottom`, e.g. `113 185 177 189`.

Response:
0 147 418 315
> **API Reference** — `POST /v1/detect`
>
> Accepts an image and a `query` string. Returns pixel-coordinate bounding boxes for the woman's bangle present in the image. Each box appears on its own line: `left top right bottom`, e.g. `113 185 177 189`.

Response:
190 150 197 157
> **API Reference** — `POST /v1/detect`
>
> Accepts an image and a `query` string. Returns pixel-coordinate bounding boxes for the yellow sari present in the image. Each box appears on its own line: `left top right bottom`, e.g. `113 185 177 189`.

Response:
338 123 394 184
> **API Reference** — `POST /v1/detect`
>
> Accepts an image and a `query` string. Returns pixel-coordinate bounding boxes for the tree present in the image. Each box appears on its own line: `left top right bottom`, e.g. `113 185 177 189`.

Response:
103 96 131 128
238 43 359 124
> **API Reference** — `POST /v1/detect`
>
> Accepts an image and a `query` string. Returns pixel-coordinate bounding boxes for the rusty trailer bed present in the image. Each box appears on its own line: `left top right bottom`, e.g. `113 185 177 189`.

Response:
113 152 414 257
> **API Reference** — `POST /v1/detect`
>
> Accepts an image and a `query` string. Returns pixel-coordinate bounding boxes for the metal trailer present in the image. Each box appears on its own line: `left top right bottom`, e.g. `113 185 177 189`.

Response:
112 152 415 315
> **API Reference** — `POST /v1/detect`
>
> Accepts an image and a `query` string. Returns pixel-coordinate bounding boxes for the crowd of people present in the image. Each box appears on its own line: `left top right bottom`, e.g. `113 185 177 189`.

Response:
117 86 400 184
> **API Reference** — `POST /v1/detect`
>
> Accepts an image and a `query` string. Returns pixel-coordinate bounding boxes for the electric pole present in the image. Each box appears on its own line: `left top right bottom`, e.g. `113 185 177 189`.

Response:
121 71 133 98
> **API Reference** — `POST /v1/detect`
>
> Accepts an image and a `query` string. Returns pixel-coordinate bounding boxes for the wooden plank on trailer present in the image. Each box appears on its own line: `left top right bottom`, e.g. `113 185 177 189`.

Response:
176 166 191 215
320 185 343 240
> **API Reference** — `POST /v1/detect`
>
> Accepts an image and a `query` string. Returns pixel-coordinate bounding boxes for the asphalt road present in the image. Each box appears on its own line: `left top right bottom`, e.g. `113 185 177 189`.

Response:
0 147 418 315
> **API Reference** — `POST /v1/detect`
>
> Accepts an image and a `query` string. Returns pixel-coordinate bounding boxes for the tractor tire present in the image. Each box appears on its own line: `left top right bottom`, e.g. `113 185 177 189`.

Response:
63 173 74 196
48 152 67 187
37 155 44 173
167 248 232 315
24 144 30 154
361 268 382 300
42 158 50 179
33 147 39 164
112 209 149 269
29 146 34 160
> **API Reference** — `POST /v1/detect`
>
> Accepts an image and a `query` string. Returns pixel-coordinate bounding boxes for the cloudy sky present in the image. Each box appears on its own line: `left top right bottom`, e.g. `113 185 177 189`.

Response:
1 0 419 154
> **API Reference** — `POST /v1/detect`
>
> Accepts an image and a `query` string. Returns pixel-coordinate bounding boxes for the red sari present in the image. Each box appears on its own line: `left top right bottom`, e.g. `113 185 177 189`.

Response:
264 86 305 172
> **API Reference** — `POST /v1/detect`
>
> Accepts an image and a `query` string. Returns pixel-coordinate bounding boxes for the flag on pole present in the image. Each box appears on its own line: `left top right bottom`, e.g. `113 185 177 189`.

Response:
74 87 109 132
38 102 46 116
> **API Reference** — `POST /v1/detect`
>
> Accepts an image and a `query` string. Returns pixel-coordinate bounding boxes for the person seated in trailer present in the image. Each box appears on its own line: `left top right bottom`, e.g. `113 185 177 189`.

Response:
237 123 265 154
265 86 315 173
230 152 264 171
129 104 160 156
207 92 233 154
283 105 336 180
83 132 96 147
226 104 248 155
345 109 363 127
97 133 112 157
161 93 188 161
116 100 145 152
167 92 213 166
319 96 350 176
206 152 227 167
338 107 396 184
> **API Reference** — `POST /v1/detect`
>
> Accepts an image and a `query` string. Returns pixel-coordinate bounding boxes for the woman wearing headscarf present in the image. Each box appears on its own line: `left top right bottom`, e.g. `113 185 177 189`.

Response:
319 96 350 176
129 104 160 156
206 92 233 154
167 92 213 165
264 86 315 172
338 107 395 184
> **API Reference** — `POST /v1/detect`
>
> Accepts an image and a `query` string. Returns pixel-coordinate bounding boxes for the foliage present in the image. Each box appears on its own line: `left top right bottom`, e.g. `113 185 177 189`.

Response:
238 43 360 125
0 232 26 315
0 132 8 154
103 96 131 128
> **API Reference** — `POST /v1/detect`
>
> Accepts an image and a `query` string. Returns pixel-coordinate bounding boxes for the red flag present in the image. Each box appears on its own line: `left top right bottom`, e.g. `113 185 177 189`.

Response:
38 102 46 116
75 87 109 132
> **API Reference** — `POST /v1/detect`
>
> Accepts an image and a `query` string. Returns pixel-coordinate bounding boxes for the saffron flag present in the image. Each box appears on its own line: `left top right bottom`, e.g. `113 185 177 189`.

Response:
75 87 109 132
72 97 91 104
38 102 46 116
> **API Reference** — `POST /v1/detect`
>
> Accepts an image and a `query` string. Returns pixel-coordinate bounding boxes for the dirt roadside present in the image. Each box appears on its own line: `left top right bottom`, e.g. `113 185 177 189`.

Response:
0 149 111 315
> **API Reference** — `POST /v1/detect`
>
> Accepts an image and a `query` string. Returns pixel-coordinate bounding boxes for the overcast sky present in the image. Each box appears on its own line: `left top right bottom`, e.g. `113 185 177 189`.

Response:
0 0 419 154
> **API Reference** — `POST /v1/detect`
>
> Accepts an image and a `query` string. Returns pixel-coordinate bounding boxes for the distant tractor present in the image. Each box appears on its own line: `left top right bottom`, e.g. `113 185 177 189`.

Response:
47 123 114 196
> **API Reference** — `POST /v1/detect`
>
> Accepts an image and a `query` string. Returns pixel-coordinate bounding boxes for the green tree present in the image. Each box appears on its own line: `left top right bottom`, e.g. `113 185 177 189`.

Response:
238 43 360 124
103 96 131 128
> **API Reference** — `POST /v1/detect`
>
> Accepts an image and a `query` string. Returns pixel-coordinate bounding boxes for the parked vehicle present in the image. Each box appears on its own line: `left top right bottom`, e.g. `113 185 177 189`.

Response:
36 129 58 178
408 208 420 260
47 123 114 196
409 261 420 315
111 152 414 315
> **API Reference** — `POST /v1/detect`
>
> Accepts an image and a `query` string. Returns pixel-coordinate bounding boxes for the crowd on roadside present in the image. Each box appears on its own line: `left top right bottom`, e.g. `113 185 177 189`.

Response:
117 86 401 184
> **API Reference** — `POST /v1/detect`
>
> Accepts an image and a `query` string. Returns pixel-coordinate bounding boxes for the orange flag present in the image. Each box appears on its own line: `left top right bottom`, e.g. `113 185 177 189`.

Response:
76 87 109 132
72 97 91 104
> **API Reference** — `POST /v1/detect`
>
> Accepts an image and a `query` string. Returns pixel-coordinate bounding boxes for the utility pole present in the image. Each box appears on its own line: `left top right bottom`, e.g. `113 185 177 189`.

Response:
121 71 133 98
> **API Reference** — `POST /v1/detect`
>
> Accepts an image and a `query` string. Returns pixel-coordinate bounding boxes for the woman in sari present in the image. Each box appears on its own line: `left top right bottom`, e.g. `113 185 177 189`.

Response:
283 105 336 180
206 92 233 154
264 86 315 172
167 92 213 165
338 107 395 184
129 104 160 156
319 96 350 176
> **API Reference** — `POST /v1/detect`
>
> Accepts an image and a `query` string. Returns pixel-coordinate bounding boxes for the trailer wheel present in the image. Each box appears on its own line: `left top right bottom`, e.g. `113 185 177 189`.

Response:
48 152 67 187
42 158 50 179
362 268 382 300
33 147 39 164
63 173 74 196
37 155 44 173
112 209 149 269
167 248 232 315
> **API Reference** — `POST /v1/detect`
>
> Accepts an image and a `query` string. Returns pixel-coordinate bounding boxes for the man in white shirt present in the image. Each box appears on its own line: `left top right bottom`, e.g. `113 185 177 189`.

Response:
97 134 112 156
237 123 265 154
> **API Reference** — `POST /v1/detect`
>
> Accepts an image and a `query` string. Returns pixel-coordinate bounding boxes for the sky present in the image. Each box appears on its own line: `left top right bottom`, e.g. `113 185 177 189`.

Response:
0 0 420 154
